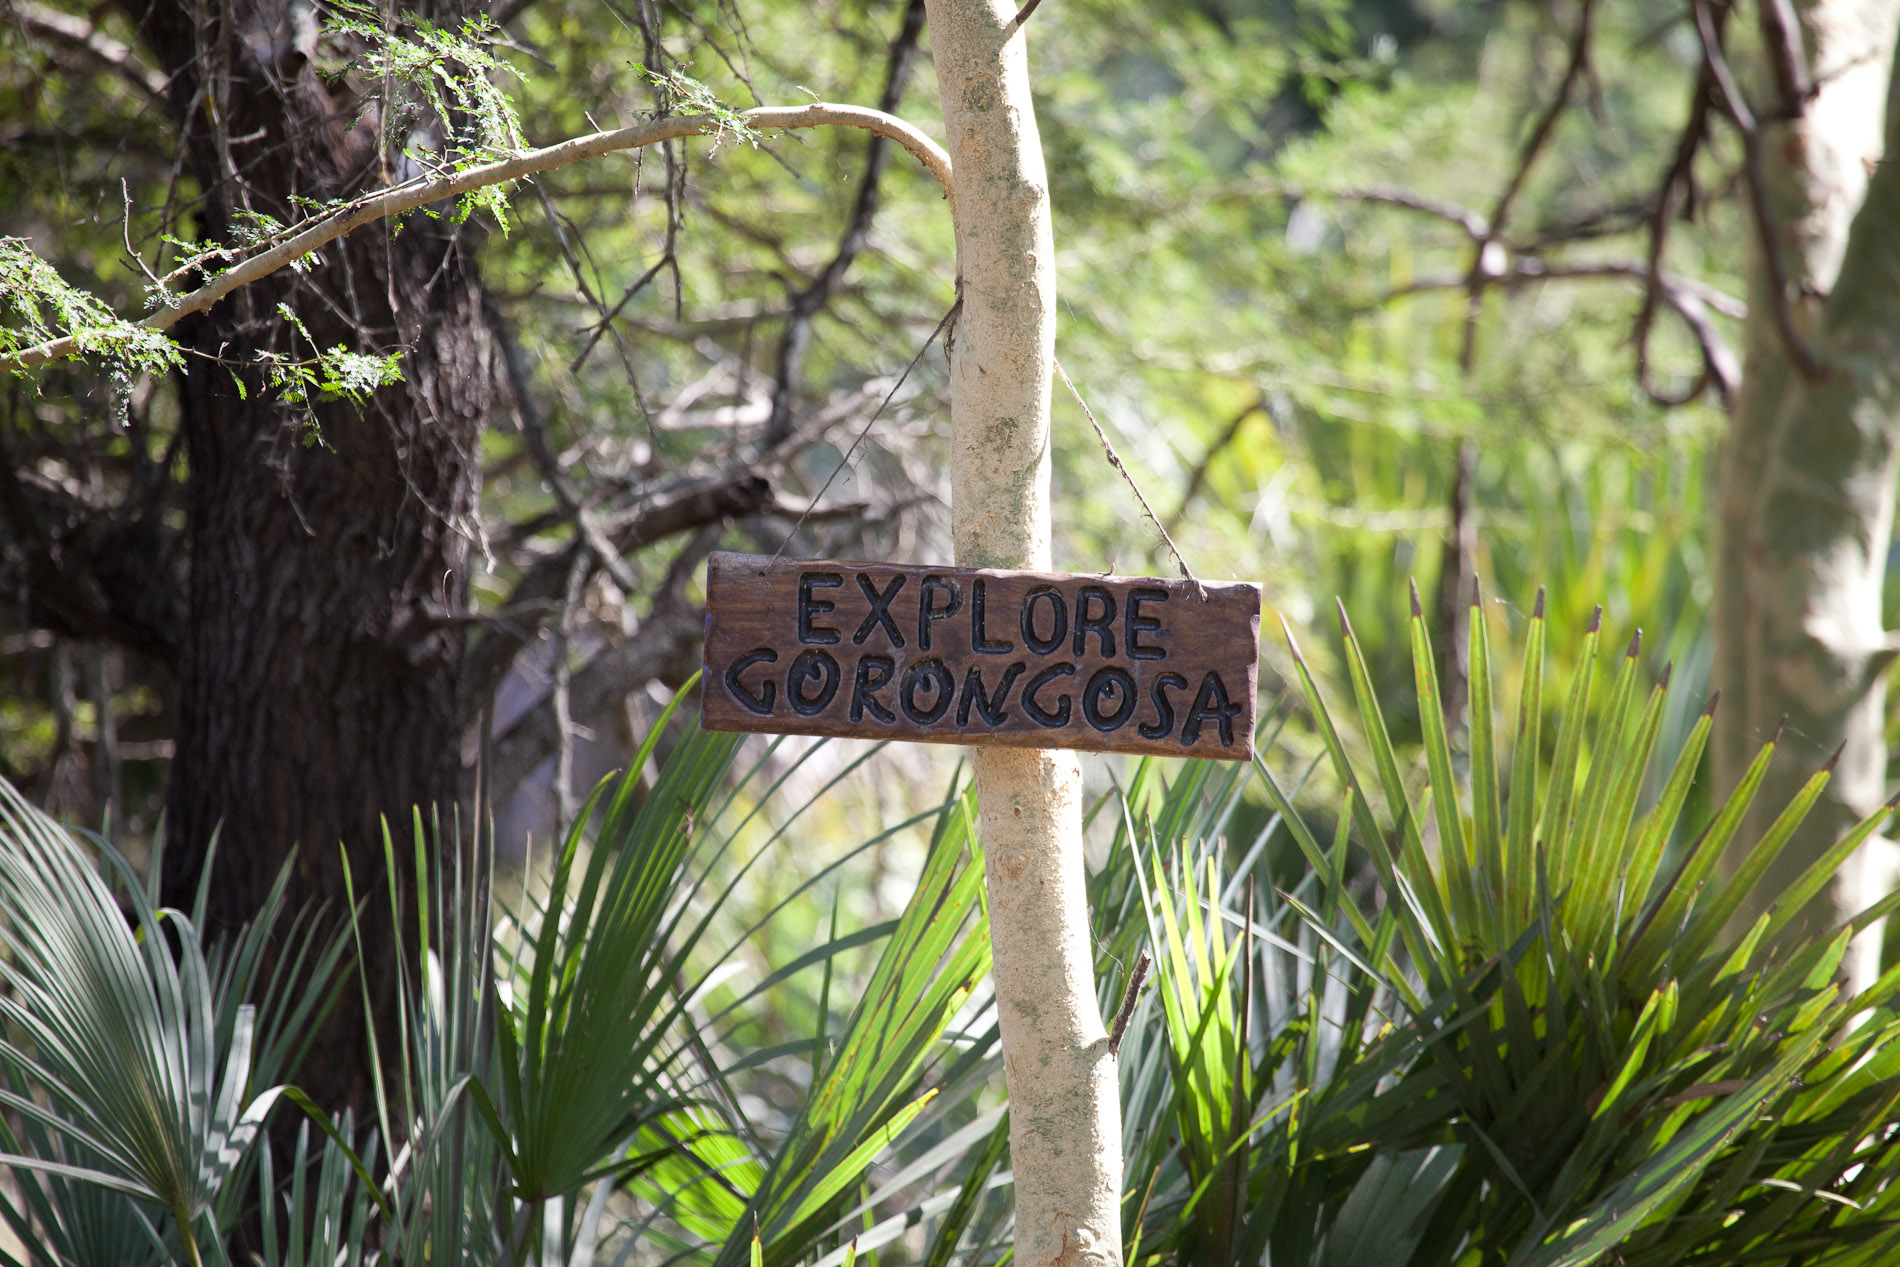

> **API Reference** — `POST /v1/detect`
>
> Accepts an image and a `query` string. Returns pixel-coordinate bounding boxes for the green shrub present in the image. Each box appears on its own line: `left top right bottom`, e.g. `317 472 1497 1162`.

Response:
3 602 1899 1266
1112 587 1900 1265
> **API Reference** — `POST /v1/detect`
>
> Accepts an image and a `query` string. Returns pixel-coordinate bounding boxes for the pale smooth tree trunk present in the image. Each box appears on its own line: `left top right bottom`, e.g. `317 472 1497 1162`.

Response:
924 1 1123 1261
1716 0 1900 986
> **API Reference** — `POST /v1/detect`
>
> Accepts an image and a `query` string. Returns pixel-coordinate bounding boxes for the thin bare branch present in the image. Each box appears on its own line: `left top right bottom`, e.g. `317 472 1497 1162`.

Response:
1757 0 1815 113
1316 184 1489 239
1388 256 1741 401
1485 0 1598 238
486 299 642 595
1458 0 1598 372
766 0 927 443
1635 29 1721 406
463 468 773 700
3 103 955 374
1691 0 1826 381
1168 396 1265 534
1388 257 1744 319
1008 0 1047 33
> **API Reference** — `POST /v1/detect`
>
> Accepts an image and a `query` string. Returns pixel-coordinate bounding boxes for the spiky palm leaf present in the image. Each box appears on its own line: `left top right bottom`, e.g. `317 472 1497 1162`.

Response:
0 779 347 1266
1278 586 1900 1265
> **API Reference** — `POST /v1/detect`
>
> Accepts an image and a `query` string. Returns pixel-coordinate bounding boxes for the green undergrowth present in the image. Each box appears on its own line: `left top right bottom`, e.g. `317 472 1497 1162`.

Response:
1 603 1899 1265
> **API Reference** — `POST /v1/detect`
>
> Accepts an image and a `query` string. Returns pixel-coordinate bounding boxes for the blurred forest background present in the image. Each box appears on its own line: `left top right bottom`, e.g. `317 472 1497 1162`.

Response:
6 0 1900 1261
1 0 1747 913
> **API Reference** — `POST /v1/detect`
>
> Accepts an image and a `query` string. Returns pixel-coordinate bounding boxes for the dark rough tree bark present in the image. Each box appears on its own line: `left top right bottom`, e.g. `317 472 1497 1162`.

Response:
130 0 494 1110
3 0 897 1122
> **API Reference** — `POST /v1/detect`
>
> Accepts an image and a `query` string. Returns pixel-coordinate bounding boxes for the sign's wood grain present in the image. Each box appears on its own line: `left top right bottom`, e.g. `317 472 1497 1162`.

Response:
701 553 1262 760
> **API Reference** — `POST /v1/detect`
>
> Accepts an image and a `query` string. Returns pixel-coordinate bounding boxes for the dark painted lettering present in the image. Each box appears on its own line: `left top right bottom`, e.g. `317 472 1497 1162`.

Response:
918 577 964 651
853 573 907 647
900 658 955 724
702 553 1258 758
1139 672 1188 740
850 655 897 724
1021 587 1068 655
797 572 843 645
1126 588 1167 661
787 649 840 716
1082 667 1137 732
1182 671 1243 747
971 579 1014 653
1073 586 1116 657
958 662 1026 725
726 648 779 716
1023 662 1076 728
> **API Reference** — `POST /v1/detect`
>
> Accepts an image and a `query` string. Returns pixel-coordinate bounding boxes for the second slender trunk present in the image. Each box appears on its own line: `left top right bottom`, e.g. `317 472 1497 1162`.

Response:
924 1 1123 1262
1715 0 1900 985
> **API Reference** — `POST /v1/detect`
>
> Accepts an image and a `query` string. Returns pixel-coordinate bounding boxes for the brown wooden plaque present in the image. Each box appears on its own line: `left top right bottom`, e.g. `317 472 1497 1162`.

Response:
701 553 1261 760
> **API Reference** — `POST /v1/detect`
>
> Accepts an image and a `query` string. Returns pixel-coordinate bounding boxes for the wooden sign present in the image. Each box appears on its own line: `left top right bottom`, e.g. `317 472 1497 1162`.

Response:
701 553 1261 760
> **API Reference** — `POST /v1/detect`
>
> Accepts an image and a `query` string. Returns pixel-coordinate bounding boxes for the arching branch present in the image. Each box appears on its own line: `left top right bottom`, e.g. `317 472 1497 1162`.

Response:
2 102 955 374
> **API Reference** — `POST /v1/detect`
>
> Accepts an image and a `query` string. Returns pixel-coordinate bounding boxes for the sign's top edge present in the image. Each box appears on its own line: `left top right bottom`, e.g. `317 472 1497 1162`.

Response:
707 550 1263 599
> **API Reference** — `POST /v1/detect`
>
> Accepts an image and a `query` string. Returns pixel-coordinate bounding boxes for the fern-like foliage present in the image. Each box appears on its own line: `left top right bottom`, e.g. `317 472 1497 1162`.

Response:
0 238 183 395
324 1 529 229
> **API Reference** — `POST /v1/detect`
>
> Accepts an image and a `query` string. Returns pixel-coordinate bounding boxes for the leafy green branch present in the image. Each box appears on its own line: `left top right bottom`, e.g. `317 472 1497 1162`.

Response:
1 102 951 378
244 304 406 446
1 238 183 380
324 2 530 228
636 64 763 152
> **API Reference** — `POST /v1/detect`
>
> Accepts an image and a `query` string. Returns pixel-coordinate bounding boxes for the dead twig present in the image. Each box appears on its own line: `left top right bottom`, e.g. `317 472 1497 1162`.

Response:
1169 396 1266 535
1055 360 1205 598
1108 951 1153 1057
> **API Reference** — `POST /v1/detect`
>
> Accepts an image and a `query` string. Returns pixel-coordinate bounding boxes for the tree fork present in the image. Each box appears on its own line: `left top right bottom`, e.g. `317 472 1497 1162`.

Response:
925 1 1123 1263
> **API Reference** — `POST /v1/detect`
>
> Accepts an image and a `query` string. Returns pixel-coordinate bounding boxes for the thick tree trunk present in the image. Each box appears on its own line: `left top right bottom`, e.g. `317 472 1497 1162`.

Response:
1715 0 1900 985
925 1 1123 1262
132 0 492 1111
